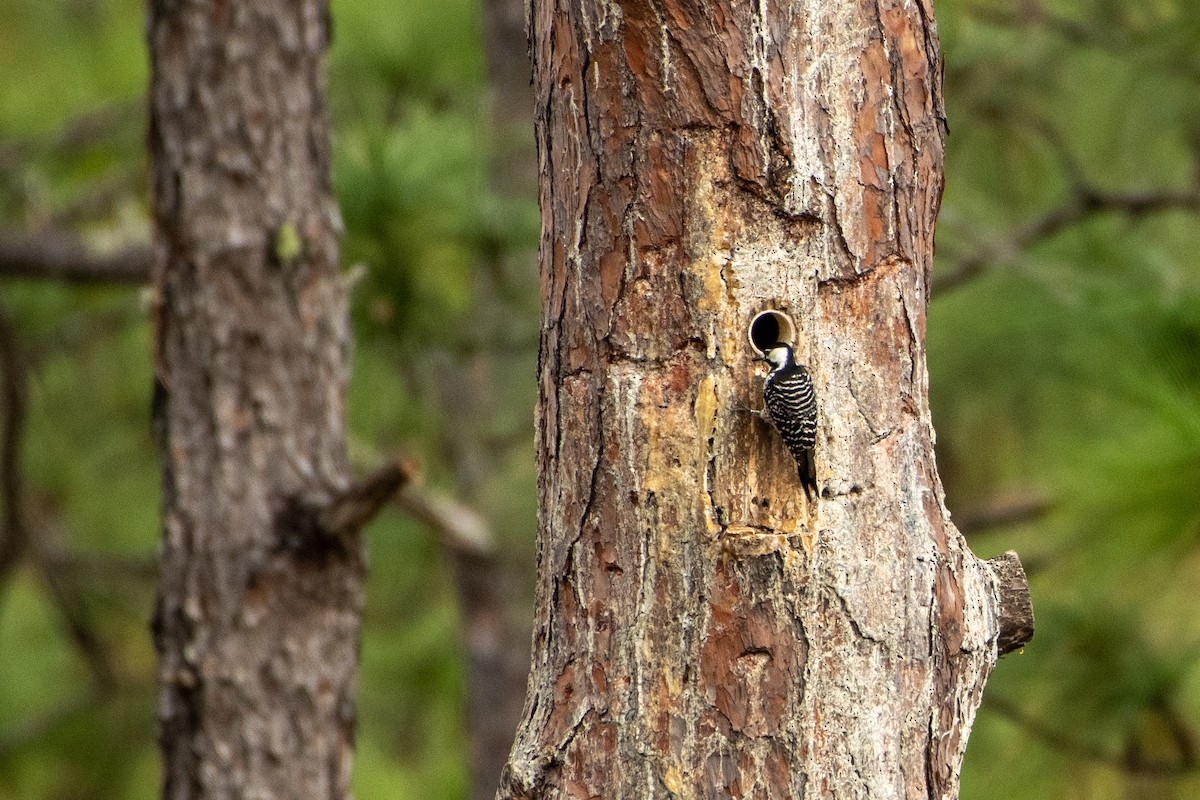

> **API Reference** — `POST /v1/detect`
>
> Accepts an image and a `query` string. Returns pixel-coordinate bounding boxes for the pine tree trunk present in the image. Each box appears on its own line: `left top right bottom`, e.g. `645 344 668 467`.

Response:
500 0 1032 797
148 2 361 798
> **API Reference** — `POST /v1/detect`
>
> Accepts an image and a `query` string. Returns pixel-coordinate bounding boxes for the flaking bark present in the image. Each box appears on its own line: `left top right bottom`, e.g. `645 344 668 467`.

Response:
148 2 363 798
500 0 1032 797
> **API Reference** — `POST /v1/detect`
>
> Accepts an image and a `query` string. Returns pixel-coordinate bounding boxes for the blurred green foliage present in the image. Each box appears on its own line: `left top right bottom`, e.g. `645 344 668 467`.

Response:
933 2 1200 796
1 0 1199 798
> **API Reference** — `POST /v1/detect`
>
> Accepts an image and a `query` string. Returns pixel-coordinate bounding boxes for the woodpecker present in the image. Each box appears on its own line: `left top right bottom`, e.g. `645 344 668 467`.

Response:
757 342 819 500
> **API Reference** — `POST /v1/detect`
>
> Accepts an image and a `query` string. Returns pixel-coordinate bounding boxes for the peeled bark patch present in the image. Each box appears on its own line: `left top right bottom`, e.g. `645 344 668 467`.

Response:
503 0 1031 797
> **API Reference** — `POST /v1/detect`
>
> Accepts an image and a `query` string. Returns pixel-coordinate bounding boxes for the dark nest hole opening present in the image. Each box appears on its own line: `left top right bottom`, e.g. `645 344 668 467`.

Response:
748 309 796 355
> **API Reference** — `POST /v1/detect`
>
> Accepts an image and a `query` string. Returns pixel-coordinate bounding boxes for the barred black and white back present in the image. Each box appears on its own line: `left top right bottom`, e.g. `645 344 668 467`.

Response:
761 343 819 500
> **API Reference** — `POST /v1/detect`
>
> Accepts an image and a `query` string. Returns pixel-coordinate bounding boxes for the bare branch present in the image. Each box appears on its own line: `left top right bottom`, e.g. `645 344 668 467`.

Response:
0 689 109 757
0 303 28 587
971 4 1129 52
40 546 158 583
985 694 1199 776
0 229 149 285
395 483 496 557
321 458 416 539
0 99 143 177
34 542 116 691
1154 694 1199 771
955 492 1053 535
47 171 145 229
0 511 125 756
986 551 1034 656
934 187 1200 295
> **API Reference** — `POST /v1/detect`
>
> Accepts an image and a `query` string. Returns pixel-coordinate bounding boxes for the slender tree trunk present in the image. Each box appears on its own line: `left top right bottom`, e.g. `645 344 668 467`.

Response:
500 0 1032 797
148 2 364 798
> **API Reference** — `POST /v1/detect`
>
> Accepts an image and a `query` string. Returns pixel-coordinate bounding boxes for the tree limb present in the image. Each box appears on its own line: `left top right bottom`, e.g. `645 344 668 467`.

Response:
395 483 496 557
934 187 1200 295
987 551 1035 656
0 229 149 285
320 458 417 540
955 492 1053 535
0 303 28 588
33 539 116 691
0 99 143 177
985 694 1199 776
0 688 109 757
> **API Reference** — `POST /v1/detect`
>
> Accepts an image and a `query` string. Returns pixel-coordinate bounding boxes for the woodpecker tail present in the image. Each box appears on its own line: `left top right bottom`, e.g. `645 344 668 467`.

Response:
798 450 818 502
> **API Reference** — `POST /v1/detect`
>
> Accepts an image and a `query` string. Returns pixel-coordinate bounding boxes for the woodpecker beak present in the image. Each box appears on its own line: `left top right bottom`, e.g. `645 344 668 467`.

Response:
752 354 768 363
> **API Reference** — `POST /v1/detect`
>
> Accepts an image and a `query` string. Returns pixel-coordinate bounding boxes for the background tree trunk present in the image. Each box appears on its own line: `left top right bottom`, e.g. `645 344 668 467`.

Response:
442 0 539 795
148 2 364 798
500 0 1031 797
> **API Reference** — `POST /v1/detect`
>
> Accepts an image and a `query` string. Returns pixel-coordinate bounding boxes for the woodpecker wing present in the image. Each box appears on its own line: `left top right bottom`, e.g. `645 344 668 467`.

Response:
763 364 818 498
763 365 817 450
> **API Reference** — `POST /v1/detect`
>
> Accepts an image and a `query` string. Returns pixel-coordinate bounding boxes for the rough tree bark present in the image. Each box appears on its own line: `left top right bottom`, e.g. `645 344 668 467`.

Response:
500 0 1033 797
147 3 400 798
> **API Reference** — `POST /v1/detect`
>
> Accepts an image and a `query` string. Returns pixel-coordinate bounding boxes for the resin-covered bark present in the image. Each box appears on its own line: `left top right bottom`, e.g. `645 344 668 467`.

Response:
500 0 1031 797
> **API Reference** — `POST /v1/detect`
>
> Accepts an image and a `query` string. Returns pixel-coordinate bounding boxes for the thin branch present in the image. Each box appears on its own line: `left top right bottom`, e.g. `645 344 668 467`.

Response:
40 546 158 583
986 552 1034 656
0 520 124 756
321 458 417 539
934 187 1200 295
0 99 143 178
1155 693 1198 770
955 492 1053 535
395 483 496 557
973 4 1128 52
0 229 150 285
8 508 120 692
36 551 116 691
0 303 28 586
0 688 108 757
985 695 1198 776
47 170 145 229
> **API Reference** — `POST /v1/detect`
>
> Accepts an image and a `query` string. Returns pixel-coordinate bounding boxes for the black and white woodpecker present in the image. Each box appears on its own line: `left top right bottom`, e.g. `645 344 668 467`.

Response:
757 342 819 500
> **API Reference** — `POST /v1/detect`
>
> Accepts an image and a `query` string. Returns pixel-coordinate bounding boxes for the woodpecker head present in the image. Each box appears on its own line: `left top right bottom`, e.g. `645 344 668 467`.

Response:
758 342 794 372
